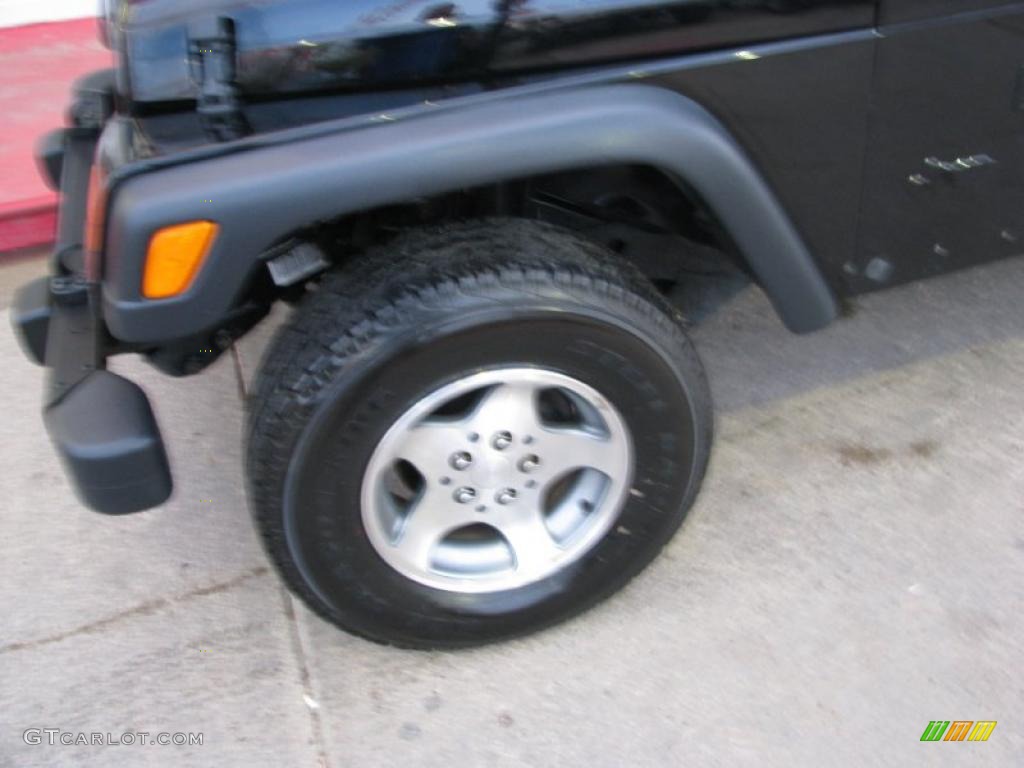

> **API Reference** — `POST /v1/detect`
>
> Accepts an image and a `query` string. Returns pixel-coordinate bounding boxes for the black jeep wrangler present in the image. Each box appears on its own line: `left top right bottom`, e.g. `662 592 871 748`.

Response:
10 0 1023 648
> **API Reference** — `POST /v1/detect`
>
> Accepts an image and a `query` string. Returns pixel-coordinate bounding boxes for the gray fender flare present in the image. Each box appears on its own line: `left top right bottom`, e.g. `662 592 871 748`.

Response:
105 84 837 342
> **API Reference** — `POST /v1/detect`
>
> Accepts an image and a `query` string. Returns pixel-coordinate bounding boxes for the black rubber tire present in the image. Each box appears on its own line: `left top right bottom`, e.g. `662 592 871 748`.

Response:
246 219 713 649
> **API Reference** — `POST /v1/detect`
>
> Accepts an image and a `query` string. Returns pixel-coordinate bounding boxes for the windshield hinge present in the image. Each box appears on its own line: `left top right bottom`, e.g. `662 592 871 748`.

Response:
189 17 250 142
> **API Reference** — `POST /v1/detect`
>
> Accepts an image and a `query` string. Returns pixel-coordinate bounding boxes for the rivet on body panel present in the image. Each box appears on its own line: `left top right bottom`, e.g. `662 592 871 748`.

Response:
865 257 893 283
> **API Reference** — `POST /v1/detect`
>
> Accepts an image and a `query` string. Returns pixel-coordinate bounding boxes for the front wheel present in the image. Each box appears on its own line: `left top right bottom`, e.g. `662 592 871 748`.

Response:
246 220 713 648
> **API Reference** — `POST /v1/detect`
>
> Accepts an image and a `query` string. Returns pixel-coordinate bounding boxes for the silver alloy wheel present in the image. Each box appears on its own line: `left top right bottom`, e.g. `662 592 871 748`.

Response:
360 368 634 593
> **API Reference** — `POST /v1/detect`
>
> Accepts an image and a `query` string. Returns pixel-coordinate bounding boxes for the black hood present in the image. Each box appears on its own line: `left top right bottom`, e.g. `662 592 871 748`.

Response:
113 0 505 104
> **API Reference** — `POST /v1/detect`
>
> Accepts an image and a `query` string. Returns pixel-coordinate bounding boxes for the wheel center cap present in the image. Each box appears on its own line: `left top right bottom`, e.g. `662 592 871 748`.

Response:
469 454 514 490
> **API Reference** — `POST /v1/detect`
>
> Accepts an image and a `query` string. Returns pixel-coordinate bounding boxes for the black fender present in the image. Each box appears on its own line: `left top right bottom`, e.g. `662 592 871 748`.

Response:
103 84 838 342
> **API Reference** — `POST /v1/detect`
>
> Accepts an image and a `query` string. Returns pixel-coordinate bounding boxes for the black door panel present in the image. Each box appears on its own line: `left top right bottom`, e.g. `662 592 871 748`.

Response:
852 6 1024 292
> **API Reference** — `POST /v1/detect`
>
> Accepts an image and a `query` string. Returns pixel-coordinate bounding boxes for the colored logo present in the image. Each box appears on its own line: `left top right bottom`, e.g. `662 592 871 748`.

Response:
921 721 997 742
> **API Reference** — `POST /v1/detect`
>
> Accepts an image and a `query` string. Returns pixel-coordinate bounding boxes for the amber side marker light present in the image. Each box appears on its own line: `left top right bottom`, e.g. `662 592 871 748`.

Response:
84 165 108 282
143 221 219 299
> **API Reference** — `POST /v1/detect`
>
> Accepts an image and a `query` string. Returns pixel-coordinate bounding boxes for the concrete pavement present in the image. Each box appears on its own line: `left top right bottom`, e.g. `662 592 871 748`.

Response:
1 253 1022 767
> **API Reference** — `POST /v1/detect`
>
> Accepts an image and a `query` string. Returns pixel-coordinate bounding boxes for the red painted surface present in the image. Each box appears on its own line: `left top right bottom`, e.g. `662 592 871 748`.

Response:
0 197 58 252
0 18 109 254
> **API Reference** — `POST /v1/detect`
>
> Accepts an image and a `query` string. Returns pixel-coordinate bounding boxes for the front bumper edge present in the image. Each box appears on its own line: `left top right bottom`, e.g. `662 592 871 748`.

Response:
9 256 173 517
45 367 174 516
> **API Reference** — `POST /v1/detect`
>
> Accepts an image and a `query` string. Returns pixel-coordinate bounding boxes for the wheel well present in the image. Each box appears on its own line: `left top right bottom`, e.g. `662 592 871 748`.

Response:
271 163 749 297
145 164 751 377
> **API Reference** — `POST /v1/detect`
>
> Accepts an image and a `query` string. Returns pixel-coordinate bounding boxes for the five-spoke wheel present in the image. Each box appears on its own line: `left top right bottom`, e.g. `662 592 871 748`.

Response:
362 369 633 592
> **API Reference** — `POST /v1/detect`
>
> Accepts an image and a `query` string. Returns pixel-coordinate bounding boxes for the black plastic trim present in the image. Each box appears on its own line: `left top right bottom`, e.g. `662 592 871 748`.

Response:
45 370 173 515
69 68 116 130
53 130 97 275
44 277 103 406
104 84 838 340
35 277 173 515
35 129 66 192
10 276 52 366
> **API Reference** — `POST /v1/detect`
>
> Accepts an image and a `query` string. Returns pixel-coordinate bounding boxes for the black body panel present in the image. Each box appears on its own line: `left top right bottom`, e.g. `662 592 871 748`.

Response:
494 0 874 71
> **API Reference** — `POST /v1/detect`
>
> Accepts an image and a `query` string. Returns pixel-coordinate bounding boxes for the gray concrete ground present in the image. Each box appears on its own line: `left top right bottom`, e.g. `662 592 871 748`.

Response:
1 251 1022 767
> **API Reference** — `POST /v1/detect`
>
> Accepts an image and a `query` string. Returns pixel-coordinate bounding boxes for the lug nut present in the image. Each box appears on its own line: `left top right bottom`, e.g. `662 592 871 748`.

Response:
518 454 541 473
496 488 518 506
453 487 477 504
449 451 473 471
492 431 513 451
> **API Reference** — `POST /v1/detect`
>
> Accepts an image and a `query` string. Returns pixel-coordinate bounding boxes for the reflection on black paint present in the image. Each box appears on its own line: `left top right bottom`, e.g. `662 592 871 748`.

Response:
494 0 872 70
124 0 505 102
121 0 872 102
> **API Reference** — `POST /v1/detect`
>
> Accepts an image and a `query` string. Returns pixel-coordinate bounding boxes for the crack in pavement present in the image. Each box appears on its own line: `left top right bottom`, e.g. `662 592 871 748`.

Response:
0 566 270 655
280 588 331 768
